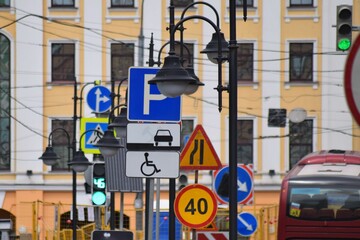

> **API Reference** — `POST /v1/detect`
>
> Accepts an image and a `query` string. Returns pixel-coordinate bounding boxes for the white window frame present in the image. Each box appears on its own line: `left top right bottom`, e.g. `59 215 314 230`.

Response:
284 39 318 89
225 116 258 171
47 40 80 84
284 116 317 171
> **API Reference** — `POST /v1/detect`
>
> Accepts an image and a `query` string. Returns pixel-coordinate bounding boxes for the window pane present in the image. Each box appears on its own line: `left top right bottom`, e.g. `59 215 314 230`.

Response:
0 0 10 7
180 119 194 150
52 0 74 7
111 0 134 7
236 0 254 7
290 43 313 82
172 0 193 7
237 120 253 164
52 43 75 81
289 119 313 169
237 43 253 82
51 120 74 171
290 0 313 6
174 43 194 68
111 43 134 80
0 34 10 171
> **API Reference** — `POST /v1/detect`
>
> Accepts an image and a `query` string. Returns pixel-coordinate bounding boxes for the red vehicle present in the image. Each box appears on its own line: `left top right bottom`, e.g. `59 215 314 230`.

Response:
278 150 360 240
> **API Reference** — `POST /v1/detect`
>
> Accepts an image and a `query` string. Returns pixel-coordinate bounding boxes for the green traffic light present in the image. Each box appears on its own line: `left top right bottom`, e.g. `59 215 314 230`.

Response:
92 191 106 205
338 38 351 51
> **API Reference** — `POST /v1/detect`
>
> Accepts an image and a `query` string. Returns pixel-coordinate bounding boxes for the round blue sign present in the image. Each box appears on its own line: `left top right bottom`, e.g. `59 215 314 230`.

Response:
213 165 253 204
237 212 258 236
86 86 112 113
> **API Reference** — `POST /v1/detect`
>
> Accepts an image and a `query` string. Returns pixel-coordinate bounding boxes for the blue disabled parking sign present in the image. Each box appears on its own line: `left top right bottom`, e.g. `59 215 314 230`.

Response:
127 67 181 122
237 212 258 236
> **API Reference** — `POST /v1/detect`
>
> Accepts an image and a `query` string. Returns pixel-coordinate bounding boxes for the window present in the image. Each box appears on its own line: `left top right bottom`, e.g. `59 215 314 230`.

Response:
51 0 75 7
111 0 134 8
51 119 74 171
289 43 313 82
237 43 254 82
289 119 313 169
180 119 194 150
174 43 194 68
237 120 253 164
111 43 134 80
289 0 313 7
0 34 10 171
0 0 10 7
52 43 75 82
172 0 193 8
236 0 254 7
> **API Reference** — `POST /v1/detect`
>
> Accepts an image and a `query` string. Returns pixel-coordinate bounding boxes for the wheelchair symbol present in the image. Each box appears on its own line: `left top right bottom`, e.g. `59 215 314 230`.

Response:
141 152 161 177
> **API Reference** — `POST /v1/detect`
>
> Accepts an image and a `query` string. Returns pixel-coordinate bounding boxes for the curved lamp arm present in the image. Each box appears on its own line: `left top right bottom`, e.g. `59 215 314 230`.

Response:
78 129 103 151
156 40 193 67
48 127 71 147
171 15 226 111
180 1 220 29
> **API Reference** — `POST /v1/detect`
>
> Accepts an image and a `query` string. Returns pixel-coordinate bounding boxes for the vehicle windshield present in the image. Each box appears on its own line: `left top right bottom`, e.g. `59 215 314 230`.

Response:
287 186 360 221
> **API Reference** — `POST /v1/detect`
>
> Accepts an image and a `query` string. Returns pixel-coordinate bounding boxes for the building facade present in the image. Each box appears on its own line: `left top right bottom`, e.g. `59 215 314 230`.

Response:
0 0 359 238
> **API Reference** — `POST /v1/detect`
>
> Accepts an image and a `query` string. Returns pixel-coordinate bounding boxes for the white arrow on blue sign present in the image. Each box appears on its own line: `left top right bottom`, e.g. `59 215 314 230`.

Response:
237 212 258 236
86 86 112 113
127 67 181 122
213 165 254 204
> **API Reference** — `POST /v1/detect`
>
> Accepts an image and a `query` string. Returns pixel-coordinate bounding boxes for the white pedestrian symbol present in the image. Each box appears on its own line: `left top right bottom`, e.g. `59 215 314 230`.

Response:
87 124 104 145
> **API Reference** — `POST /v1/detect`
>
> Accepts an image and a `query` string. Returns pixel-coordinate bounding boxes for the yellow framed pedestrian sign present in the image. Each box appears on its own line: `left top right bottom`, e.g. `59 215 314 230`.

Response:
174 184 218 229
80 118 108 154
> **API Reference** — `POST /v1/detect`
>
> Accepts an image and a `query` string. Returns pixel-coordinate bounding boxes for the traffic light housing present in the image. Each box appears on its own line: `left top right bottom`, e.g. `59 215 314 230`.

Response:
92 162 106 206
178 173 188 191
336 5 352 51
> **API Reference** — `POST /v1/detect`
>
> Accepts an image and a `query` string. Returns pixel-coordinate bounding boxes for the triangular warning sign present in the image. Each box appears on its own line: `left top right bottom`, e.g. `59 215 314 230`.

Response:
180 125 222 170
86 124 104 145
196 221 218 231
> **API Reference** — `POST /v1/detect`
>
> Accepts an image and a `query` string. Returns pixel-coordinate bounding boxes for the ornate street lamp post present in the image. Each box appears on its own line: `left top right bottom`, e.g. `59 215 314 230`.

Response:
148 1 244 239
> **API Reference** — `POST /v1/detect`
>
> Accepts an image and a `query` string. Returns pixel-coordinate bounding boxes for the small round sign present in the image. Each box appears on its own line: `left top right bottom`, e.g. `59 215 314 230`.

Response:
237 212 258 236
174 184 218 229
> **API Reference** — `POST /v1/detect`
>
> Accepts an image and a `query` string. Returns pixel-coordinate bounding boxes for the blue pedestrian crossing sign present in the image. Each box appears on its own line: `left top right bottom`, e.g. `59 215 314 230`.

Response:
80 118 108 154
128 67 181 122
213 165 254 205
237 212 258 236
86 86 112 113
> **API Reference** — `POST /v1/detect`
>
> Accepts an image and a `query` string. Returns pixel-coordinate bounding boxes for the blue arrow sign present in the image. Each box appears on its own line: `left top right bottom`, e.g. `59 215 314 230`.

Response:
213 165 254 204
128 67 181 122
237 212 258 236
86 86 112 113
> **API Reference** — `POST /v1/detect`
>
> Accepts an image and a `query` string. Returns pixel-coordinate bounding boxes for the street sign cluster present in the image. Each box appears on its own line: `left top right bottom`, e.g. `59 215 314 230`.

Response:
174 124 257 237
126 67 181 179
125 67 258 238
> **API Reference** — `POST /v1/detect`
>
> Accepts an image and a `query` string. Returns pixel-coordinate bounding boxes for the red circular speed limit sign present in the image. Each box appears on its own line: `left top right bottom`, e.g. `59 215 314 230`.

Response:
174 184 218 229
344 34 360 125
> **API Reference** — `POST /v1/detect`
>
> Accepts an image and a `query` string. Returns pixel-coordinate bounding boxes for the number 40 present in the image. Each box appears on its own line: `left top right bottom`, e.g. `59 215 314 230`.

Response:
185 198 208 215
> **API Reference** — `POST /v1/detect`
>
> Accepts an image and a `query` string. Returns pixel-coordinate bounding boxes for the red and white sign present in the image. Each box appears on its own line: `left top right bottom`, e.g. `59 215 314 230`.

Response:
197 232 229 240
344 34 360 125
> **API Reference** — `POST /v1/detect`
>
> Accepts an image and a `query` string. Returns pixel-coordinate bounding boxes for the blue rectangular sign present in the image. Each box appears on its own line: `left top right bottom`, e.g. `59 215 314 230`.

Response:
128 67 181 122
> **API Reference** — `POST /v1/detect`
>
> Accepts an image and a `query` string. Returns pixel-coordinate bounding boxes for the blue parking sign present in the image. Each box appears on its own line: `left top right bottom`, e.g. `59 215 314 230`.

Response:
128 67 181 122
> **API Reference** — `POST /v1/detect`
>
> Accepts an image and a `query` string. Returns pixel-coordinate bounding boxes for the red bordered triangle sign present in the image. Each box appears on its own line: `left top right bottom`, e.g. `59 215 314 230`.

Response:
180 125 222 170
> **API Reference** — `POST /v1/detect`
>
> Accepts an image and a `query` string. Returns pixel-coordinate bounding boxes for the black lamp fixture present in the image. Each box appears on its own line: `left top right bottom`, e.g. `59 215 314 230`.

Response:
95 129 123 157
108 107 128 139
200 32 229 64
184 66 204 95
39 146 60 166
148 54 197 98
68 150 92 173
